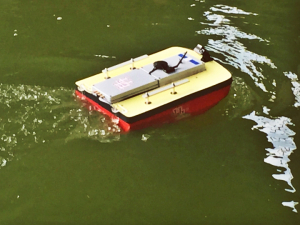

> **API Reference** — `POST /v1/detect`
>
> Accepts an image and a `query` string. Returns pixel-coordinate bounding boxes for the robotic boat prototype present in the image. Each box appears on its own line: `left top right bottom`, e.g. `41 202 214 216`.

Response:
75 45 232 131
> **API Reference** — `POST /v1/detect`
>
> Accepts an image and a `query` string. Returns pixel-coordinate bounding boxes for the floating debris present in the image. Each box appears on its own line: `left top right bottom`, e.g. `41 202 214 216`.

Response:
141 134 150 142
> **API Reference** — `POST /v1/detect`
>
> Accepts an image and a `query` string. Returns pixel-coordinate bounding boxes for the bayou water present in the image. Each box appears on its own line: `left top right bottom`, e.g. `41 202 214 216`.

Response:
0 0 299 224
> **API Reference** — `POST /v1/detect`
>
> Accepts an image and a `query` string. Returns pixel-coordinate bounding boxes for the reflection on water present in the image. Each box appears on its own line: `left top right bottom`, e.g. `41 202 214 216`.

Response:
210 4 258 15
195 4 276 93
0 83 120 169
284 72 300 108
193 3 299 213
243 111 298 212
0 0 299 223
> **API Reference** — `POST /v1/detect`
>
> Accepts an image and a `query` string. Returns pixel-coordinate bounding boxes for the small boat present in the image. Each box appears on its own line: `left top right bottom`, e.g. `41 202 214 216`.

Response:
75 45 232 132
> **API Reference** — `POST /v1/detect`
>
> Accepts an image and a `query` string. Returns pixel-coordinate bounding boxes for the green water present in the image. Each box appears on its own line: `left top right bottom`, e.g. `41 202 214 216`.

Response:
0 0 299 224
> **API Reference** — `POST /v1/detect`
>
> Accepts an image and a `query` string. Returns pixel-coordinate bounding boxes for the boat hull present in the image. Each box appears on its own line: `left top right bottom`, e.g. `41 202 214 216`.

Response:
75 78 231 132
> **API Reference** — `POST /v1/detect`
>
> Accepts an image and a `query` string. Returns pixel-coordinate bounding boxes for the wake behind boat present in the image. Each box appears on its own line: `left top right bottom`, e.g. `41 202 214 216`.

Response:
75 45 232 131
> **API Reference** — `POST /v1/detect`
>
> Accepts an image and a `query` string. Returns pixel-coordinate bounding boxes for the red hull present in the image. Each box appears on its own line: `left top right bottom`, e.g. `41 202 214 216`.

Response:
75 83 230 132
75 84 230 132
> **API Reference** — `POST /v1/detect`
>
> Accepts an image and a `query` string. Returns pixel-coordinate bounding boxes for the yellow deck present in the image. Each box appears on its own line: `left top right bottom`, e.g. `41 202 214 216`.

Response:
75 47 231 118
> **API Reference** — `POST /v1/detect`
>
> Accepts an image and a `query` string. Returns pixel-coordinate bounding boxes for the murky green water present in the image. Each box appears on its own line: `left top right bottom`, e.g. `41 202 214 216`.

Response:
1 0 299 224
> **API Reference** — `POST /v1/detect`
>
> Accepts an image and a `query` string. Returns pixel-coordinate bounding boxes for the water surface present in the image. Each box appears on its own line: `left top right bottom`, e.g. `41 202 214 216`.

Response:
0 0 299 224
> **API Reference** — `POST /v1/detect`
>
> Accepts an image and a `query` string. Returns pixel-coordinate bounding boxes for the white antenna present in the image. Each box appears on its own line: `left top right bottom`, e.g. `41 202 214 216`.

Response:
102 68 110 79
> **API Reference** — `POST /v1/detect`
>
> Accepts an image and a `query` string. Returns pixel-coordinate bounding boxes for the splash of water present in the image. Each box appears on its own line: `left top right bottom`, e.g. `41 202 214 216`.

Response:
0 83 120 169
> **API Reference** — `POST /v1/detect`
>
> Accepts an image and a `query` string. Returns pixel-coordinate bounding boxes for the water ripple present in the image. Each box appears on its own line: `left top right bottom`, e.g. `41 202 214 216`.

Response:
196 3 299 214
0 83 120 169
243 111 298 213
195 4 276 93
284 72 300 108
210 4 258 16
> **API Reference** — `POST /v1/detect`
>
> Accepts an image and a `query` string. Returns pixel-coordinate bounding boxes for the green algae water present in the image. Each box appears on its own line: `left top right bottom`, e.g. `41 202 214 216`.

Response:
0 0 299 224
